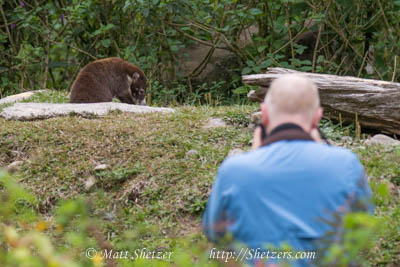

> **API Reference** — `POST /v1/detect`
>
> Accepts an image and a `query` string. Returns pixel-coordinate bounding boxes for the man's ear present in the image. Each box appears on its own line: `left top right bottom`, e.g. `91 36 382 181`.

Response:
311 107 323 129
261 103 269 127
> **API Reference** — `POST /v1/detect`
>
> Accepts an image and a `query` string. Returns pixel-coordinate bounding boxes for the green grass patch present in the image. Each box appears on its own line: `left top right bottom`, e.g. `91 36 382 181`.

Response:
0 105 257 236
20 90 70 103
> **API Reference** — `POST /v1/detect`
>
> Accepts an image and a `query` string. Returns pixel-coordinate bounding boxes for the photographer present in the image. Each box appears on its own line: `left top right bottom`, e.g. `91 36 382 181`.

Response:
202 75 373 266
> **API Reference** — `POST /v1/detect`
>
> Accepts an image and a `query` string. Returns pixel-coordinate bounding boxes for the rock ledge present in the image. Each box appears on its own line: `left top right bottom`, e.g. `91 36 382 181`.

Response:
1 102 174 121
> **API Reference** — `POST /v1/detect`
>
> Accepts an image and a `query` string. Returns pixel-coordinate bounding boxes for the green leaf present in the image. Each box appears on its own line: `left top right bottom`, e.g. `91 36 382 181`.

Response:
232 86 249 95
246 60 255 67
249 8 262 16
257 45 267 53
213 0 218 11
143 8 149 17
170 45 179 52
222 25 230 32
377 183 389 200
242 67 252 75
123 1 132 12
103 23 115 31
259 59 273 69
299 66 312 72
100 39 112 48
294 43 307 55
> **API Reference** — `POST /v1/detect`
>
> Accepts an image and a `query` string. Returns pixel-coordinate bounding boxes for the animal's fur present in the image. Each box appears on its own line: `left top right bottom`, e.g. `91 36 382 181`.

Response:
69 57 147 105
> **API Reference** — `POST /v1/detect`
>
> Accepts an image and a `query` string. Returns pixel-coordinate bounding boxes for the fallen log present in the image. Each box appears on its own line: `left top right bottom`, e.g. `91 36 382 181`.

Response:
243 68 400 135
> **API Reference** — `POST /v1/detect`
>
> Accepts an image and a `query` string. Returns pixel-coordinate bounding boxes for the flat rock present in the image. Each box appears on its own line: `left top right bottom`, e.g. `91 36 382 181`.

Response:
185 150 199 157
94 164 109 171
7 160 24 172
84 176 97 191
365 134 400 147
0 102 175 121
0 90 48 105
341 136 353 143
203 118 227 129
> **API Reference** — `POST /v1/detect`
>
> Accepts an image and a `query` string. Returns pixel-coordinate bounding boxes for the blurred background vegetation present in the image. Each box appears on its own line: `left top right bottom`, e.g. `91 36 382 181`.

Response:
1 0 400 105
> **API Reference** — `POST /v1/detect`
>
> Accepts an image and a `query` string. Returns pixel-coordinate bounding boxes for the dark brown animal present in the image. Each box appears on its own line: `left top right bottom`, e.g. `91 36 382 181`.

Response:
69 57 147 105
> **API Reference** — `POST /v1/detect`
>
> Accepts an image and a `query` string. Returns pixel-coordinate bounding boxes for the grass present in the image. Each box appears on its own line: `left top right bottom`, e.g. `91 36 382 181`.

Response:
0 101 257 239
20 90 70 103
0 90 400 266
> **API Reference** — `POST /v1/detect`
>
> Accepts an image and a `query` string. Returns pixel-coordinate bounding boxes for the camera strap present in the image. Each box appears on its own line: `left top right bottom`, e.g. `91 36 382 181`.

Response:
261 123 314 147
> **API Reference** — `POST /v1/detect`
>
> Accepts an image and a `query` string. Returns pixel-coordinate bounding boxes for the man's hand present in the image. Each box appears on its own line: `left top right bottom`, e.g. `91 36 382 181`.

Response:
252 126 263 150
310 128 323 143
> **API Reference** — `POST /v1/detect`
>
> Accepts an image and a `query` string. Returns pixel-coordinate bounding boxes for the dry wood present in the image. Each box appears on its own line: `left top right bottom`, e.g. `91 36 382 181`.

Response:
243 68 400 135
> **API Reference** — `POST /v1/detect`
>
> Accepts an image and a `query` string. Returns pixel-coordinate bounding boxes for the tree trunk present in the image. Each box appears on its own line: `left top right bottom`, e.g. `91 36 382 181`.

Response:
243 68 400 135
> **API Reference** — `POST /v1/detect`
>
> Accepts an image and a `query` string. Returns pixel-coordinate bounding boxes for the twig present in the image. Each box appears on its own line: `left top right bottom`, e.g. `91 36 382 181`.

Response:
335 55 347 75
271 26 308 55
312 1 331 72
170 24 226 49
66 36 102 90
392 56 397 82
341 56 356 76
50 40 97 60
0 20 18 29
161 21 177 78
317 35 338 53
376 0 393 39
326 20 383 80
113 40 120 55
312 24 322 73
357 49 368 78
285 5 295 67
176 18 247 62
188 41 218 78
0 4 16 53
42 15 50 89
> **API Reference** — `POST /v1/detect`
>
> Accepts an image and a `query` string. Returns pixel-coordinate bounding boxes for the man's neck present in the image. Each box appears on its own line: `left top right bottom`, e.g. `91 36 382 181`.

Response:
269 123 305 136
262 122 314 147
267 118 311 135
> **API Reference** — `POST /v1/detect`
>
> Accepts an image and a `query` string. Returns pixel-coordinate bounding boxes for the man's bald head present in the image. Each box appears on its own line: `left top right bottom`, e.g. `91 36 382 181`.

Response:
264 74 320 124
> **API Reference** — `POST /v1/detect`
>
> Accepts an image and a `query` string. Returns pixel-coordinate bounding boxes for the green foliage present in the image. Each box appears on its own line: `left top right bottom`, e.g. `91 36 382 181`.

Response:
0 171 216 267
148 80 248 106
2 0 400 105
20 90 69 103
321 213 382 266
319 118 356 141
0 171 37 224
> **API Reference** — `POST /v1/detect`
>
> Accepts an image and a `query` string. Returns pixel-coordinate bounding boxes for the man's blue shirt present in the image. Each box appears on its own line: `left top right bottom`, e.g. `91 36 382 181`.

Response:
202 139 373 264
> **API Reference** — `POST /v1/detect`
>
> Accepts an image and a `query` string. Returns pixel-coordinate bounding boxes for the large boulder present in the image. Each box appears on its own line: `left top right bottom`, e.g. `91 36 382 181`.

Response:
365 134 400 147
